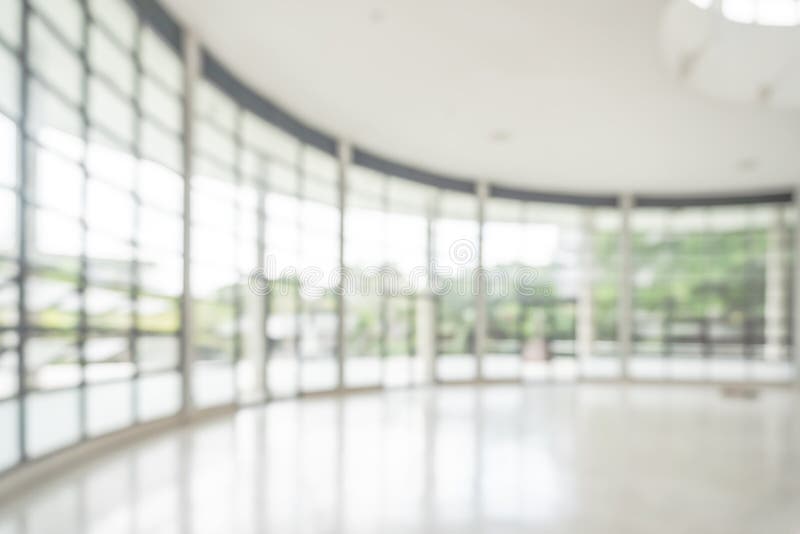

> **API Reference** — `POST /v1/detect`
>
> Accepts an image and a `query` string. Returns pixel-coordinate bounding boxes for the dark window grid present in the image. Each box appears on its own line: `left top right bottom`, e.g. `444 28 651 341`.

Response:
87 7 183 99
20 0 183 454
27 68 178 150
28 6 81 56
24 147 185 233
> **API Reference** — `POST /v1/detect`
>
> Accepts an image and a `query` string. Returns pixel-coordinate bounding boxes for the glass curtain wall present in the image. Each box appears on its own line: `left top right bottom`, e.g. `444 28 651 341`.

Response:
482 198 526 380
0 0 185 467
258 117 341 398
590 207 622 366
482 198 584 381
0 0 797 479
434 190 480 382
298 147 340 393
192 79 244 408
344 167 431 388
344 166 384 388
383 178 431 387
0 0 22 471
263 135 301 398
631 202 794 382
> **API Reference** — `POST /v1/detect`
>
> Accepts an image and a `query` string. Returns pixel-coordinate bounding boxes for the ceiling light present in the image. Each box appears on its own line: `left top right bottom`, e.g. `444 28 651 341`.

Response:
717 0 800 25
490 130 511 143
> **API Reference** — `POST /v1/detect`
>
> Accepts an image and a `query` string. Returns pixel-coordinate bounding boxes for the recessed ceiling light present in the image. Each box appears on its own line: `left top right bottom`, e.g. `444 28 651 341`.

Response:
737 157 759 172
369 8 384 23
490 130 511 143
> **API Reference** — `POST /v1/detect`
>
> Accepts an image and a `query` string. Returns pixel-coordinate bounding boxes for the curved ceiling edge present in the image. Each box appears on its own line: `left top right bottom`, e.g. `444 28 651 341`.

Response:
158 0 794 206
128 0 183 52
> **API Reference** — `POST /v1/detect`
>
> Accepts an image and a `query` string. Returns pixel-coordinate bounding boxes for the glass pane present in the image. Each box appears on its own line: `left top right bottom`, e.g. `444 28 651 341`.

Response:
242 111 299 163
86 287 133 330
0 188 16 254
25 388 81 457
193 361 234 408
140 28 182 94
89 26 135 96
0 344 18 399
0 114 15 188
0 0 21 49
139 208 182 254
140 160 183 213
89 0 136 50
0 276 19 328
34 149 82 218
141 119 181 172
86 137 136 190
137 296 180 333
28 84 83 153
85 335 134 382
195 80 236 132
137 371 181 421
88 77 135 144
26 334 80 390
29 16 83 105
26 272 80 330
141 76 181 133
86 380 133 436
0 46 20 119
137 336 179 372
631 203 791 381
30 0 83 48
0 398 20 472
32 206 81 258
139 254 182 297
86 179 134 238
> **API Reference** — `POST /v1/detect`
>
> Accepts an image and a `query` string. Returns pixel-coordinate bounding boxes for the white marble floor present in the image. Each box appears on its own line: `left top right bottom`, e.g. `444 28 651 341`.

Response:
1 384 799 534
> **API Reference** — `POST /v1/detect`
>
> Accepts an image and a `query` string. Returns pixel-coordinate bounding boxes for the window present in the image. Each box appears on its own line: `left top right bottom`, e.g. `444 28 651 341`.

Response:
631 203 793 381
0 0 187 470
0 11 20 469
344 166 385 388
383 178 431 387
299 147 339 393
434 191 479 382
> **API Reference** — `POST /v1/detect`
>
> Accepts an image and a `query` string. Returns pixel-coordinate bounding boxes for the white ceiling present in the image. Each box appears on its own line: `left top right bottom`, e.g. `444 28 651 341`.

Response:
662 1 800 108
161 0 800 194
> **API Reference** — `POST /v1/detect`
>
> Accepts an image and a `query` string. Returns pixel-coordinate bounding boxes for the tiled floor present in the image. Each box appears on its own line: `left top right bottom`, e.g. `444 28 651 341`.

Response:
1 384 799 533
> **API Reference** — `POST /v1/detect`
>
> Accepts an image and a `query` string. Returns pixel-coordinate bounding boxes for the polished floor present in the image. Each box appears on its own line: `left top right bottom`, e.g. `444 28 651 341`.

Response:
1 384 799 534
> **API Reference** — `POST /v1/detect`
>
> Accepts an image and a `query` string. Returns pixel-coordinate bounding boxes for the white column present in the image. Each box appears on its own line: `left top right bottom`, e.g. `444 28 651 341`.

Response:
475 182 489 380
336 141 351 392
180 32 200 417
764 208 787 362
618 193 634 380
577 208 595 376
793 186 800 384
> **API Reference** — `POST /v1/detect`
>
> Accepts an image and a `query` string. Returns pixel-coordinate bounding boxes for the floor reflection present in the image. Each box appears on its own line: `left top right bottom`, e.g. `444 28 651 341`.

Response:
1 384 799 533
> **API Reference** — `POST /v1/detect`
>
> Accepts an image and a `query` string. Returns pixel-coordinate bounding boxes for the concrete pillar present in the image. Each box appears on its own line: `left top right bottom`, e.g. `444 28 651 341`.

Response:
180 32 200 417
251 179 267 400
336 141 351 392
